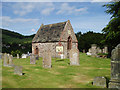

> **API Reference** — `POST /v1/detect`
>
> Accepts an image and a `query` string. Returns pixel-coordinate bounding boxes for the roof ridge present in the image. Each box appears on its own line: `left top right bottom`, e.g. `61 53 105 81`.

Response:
43 21 67 27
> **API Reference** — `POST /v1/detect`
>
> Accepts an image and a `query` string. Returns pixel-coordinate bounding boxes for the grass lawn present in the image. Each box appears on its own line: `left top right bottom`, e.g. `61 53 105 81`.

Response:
2 53 111 88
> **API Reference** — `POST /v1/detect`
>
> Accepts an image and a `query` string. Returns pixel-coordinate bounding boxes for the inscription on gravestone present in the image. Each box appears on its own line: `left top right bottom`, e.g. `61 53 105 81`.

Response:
69 48 80 65
109 44 120 89
43 50 51 68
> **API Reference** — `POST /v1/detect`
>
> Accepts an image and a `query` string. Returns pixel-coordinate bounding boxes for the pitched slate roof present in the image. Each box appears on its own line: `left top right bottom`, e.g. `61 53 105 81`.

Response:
32 21 67 43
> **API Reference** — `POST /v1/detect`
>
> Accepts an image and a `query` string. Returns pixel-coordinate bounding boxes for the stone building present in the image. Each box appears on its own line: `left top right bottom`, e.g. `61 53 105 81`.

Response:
32 20 78 58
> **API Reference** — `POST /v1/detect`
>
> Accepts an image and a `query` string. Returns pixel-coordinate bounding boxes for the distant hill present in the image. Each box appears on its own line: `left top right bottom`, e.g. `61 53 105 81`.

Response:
1 28 35 44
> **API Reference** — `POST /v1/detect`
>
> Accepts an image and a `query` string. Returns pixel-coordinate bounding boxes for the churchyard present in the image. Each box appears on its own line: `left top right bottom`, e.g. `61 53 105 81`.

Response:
2 53 111 88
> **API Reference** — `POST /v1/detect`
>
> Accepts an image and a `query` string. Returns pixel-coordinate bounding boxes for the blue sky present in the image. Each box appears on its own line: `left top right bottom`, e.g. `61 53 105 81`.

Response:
1 1 111 35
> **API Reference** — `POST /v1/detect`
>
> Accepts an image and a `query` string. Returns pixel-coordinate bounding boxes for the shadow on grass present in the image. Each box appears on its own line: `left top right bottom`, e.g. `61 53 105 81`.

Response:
55 60 65 62
22 73 25 75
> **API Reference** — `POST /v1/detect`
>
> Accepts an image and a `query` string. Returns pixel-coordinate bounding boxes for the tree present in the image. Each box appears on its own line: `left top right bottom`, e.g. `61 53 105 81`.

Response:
76 31 104 52
102 1 120 55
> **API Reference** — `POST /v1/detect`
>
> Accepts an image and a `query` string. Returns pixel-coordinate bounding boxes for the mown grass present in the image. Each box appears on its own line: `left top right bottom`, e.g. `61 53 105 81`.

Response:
2 53 111 88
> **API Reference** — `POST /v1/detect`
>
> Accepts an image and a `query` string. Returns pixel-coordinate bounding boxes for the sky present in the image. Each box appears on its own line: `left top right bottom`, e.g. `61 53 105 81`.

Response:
0 0 112 35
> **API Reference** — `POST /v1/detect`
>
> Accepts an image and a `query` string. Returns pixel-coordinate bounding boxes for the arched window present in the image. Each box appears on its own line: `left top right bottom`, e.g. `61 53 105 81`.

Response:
67 36 72 50
34 46 39 55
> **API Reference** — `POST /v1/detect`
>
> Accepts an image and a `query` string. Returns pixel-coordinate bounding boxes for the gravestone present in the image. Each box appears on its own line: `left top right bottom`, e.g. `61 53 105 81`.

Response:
43 49 51 68
97 47 102 53
17 54 19 59
14 66 23 75
8 55 13 66
93 76 106 88
69 48 80 65
83 49 85 53
91 44 97 56
3 53 9 66
30 54 36 64
109 44 120 89
104 46 108 54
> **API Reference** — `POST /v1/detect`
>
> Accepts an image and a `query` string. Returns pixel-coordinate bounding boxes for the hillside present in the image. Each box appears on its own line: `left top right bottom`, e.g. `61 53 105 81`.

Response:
1 28 35 44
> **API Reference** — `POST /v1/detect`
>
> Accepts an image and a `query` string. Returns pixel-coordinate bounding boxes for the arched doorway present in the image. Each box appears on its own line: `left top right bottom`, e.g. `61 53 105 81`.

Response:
67 36 72 50
34 46 39 55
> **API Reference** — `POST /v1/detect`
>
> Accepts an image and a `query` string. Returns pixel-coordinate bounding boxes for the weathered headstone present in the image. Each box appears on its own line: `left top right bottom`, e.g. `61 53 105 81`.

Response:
30 55 36 64
109 44 120 89
3 53 9 67
8 55 14 67
69 48 80 65
17 54 19 59
91 44 97 56
43 49 51 68
104 46 108 54
97 47 102 53
93 76 107 88
83 49 85 53
14 66 23 75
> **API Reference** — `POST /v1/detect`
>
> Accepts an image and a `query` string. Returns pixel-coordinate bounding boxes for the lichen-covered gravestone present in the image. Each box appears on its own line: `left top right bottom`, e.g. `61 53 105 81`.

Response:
42 50 51 68
69 48 80 65
93 76 107 88
109 44 120 89
3 53 9 67
8 55 14 67
30 55 36 64
14 66 23 75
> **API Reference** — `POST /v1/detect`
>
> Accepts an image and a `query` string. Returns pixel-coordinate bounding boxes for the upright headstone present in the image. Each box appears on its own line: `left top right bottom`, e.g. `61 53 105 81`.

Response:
97 47 102 53
8 55 14 67
109 44 120 89
89 48 92 53
3 53 9 66
17 54 19 59
91 44 97 56
83 49 85 53
104 46 108 54
69 48 80 65
42 49 51 68
14 66 23 75
30 54 36 64
93 76 107 88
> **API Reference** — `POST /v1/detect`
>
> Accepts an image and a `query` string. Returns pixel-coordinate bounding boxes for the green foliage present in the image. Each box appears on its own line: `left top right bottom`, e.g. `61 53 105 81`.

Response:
1 28 34 54
11 50 22 57
76 31 105 52
102 1 120 55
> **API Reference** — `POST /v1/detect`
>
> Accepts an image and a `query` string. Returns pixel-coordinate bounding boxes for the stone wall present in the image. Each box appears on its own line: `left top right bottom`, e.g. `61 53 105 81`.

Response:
32 42 77 58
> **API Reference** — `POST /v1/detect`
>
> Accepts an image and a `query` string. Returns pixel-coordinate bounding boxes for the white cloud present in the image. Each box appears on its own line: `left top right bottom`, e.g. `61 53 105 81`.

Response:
56 3 88 15
2 0 112 2
91 0 112 2
12 2 55 16
1 16 40 27
41 8 55 15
